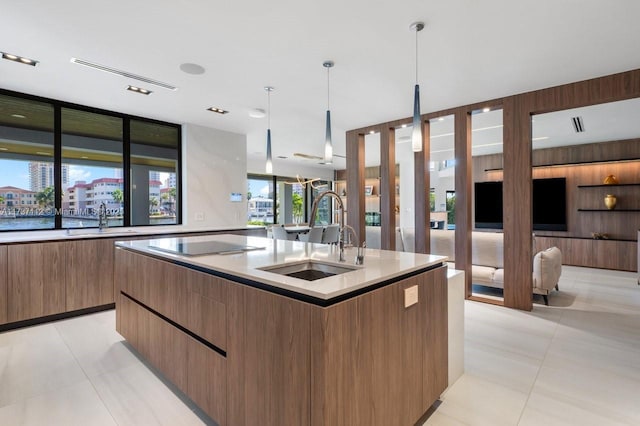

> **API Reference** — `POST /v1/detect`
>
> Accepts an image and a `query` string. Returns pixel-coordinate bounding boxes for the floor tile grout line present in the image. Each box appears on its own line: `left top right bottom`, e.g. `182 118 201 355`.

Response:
515 278 573 426
53 318 122 426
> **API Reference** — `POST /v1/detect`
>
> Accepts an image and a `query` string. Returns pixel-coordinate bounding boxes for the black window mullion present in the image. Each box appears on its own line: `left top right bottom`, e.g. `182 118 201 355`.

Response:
123 118 131 227
53 105 62 229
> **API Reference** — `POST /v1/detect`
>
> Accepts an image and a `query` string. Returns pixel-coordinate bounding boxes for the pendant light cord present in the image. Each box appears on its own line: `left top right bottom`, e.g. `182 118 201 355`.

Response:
415 27 419 84
267 89 271 128
327 66 331 110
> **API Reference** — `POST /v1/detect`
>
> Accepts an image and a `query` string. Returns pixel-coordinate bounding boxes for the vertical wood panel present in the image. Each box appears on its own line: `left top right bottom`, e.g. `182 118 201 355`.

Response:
188 336 227 425
454 110 473 299
422 266 448 406
7 242 66 322
503 96 533 310
243 287 310 426
380 126 396 250
346 131 365 243
66 239 115 311
226 284 245 426
414 120 430 253
0 246 7 325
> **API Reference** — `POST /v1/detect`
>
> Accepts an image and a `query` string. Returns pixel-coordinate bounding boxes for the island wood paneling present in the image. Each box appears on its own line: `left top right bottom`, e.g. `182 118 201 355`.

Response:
422 266 448 407
226 284 245 426
187 335 226 425
242 286 311 426
66 239 115 311
0 246 7 324
310 266 448 426
115 248 227 351
7 242 66 322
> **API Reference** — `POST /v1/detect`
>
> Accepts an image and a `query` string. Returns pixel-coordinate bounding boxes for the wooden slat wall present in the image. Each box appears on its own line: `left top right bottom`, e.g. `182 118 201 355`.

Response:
345 68 640 310
380 125 396 250
346 131 365 242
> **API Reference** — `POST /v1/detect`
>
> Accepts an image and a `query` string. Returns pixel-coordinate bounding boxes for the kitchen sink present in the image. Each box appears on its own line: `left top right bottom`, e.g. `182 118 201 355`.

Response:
259 260 358 281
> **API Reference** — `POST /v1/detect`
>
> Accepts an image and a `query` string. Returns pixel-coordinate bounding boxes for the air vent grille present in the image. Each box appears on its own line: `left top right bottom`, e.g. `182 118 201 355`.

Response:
571 116 585 133
71 58 177 91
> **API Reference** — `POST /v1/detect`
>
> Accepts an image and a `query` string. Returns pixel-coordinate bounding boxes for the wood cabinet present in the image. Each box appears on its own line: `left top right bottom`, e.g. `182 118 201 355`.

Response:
66 239 115 311
7 242 66 323
116 246 448 426
0 246 7 325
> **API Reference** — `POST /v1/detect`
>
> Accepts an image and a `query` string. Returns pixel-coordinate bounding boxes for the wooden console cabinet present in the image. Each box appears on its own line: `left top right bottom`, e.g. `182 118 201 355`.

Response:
115 247 448 426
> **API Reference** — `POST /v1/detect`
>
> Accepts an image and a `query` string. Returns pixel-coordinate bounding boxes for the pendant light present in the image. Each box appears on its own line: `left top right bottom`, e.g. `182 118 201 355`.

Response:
410 21 425 152
323 61 334 163
265 86 274 174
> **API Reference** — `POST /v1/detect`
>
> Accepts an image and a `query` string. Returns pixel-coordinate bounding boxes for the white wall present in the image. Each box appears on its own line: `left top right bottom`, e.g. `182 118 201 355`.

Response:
246 157 334 181
182 124 247 228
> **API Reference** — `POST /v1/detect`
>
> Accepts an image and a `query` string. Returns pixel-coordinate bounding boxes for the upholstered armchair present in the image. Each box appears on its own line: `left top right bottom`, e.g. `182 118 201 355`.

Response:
532 246 562 305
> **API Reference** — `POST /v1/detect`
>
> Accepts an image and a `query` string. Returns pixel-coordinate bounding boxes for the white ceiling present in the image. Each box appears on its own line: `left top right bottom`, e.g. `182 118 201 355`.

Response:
2 0 640 172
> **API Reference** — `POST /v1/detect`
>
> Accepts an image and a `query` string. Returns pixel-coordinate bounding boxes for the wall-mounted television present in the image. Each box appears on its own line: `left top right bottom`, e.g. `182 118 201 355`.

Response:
475 177 567 231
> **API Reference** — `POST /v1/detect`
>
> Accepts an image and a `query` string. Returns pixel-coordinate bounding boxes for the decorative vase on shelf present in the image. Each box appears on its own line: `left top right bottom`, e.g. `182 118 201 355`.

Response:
604 194 617 210
603 175 619 185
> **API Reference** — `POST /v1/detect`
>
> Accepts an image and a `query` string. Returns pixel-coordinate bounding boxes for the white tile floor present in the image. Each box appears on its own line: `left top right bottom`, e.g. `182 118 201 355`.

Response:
0 265 638 425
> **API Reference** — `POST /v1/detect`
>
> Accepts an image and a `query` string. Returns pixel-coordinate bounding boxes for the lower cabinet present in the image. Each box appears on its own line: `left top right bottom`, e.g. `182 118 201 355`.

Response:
66 239 115 311
0 246 7 325
7 242 66 323
118 294 226 424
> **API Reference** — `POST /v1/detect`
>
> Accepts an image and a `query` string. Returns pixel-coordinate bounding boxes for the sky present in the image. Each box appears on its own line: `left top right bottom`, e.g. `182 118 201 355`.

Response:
0 159 119 190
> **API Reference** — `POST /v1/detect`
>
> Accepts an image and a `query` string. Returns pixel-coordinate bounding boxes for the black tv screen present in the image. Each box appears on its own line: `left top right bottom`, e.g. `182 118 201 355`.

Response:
474 178 567 231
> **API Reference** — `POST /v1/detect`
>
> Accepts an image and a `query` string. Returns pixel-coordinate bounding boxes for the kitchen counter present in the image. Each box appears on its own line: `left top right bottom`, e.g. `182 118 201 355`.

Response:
116 233 447 304
0 225 264 244
115 233 450 425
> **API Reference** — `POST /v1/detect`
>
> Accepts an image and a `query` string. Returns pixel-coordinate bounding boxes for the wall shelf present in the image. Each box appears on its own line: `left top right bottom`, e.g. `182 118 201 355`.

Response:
578 183 640 188
577 209 640 212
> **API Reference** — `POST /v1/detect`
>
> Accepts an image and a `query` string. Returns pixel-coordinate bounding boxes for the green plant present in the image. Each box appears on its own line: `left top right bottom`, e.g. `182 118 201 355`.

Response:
446 194 456 225
36 186 55 208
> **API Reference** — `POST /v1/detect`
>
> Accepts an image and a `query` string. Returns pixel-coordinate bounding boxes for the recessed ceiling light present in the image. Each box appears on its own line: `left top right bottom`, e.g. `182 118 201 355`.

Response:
179 63 206 75
81 156 89 159
207 107 229 114
438 117 445 122
249 108 266 118
401 124 407 128
127 85 152 95
532 136 549 141
2 52 38 66
482 107 491 113
369 130 375 134
11 114 26 119
36 151 51 156
0 147 8 151
277 155 288 159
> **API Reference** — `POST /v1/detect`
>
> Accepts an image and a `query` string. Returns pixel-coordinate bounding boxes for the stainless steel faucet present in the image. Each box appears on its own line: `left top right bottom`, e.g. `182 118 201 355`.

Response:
98 201 108 231
309 190 365 263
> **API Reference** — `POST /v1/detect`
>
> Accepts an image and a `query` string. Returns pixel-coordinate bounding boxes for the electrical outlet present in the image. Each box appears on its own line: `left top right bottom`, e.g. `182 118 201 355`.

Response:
195 212 205 221
404 285 418 308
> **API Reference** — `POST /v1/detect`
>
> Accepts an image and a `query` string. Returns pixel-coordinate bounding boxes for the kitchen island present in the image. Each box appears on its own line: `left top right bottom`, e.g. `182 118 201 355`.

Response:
115 234 449 426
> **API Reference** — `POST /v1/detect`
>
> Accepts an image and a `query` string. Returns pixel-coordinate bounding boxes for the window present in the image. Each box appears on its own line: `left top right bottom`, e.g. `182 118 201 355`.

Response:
61 108 123 228
0 94 55 230
130 120 180 226
276 177 305 225
247 175 275 225
310 180 332 225
0 89 181 231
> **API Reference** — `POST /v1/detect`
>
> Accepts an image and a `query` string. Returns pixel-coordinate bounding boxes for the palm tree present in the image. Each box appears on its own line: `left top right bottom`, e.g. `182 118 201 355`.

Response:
112 188 123 205
36 186 55 208
149 196 159 214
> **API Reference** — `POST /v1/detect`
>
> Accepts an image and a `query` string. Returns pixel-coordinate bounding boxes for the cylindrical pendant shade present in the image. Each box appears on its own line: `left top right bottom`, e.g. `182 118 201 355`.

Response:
266 128 273 174
324 110 333 162
412 84 422 152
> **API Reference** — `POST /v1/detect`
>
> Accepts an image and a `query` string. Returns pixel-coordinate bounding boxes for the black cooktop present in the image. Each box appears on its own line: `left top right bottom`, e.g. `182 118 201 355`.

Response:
150 240 264 256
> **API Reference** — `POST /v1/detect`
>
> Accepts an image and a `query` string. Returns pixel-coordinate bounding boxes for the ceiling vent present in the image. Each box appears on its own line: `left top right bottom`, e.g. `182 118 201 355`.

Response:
571 116 585 133
70 58 177 91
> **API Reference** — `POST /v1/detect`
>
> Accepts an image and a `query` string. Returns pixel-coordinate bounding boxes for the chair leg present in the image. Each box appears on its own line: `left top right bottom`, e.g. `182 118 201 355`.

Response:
543 294 549 306
555 283 559 291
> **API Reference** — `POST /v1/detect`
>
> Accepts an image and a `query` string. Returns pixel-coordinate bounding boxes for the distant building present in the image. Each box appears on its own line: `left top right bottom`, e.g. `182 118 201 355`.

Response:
0 186 37 210
29 162 69 192
247 196 274 221
64 178 123 214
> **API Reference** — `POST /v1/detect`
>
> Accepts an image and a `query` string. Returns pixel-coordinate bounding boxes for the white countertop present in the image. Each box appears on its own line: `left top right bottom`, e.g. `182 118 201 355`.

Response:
116 234 447 302
0 225 263 244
